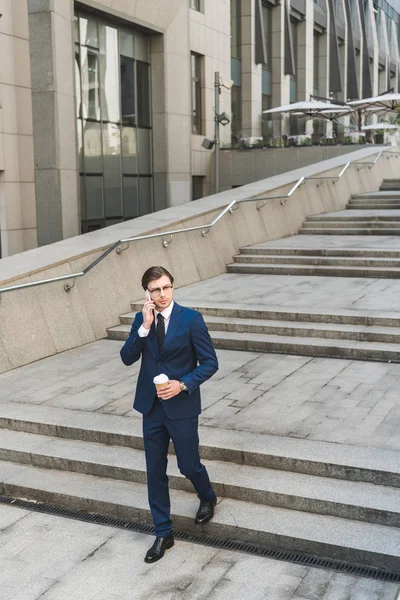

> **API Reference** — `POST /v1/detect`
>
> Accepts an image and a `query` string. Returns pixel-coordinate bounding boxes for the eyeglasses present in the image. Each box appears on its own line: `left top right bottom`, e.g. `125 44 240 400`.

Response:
148 285 173 296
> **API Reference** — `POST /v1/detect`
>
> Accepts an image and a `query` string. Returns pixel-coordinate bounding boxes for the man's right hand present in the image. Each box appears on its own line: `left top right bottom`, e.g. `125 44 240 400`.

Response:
142 297 155 329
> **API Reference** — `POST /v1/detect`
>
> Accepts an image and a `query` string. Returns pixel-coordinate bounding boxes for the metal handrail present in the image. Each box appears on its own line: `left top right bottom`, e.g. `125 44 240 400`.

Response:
1 149 399 295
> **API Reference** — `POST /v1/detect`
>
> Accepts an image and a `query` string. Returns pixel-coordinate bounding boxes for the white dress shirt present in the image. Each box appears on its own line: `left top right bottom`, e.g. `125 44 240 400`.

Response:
138 301 174 338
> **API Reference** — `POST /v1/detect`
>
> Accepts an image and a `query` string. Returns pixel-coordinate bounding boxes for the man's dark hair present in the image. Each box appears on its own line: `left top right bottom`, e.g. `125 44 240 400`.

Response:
141 266 174 290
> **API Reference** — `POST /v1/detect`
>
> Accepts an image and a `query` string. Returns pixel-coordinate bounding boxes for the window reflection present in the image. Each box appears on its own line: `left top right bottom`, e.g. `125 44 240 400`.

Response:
80 16 98 48
122 127 137 174
100 25 120 123
83 121 102 172
121 55 135 125
123 177 139 218
81 47 100 120
76 10 153 232
103 123 122 218
137 61 151 128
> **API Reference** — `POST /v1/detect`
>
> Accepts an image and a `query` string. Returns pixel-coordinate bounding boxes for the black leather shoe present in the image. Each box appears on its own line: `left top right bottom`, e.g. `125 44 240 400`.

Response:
195 497 217 525
144 535 174 563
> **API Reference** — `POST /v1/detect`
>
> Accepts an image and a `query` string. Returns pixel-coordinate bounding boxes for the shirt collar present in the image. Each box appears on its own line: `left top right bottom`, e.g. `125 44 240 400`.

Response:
155 300 174 321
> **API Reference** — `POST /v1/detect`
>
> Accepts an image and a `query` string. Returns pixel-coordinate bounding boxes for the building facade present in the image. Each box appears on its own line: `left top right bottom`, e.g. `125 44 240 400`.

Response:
0 0 400 257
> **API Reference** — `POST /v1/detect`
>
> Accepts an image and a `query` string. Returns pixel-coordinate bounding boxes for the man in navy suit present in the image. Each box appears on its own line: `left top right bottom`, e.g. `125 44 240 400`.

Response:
120 266 218 563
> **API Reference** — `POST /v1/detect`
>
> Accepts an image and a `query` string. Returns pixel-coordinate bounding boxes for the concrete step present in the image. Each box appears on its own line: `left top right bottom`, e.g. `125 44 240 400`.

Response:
308 215 400 222
111 313 400 343
351 192 400 199
226 262 400 278
0 403 397 486
233 254 400 268
298 228 400 235
204 315 400 344
1 461 399 572
302 221 400 229
129 302 400 328
347 204 400 210
1 428 399 527
109 321 400 361
209 329 400 362
239 247 400 258
381 181 400 191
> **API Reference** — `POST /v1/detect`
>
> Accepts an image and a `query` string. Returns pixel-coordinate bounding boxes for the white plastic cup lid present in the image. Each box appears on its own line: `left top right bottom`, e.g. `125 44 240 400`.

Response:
153 374 169 385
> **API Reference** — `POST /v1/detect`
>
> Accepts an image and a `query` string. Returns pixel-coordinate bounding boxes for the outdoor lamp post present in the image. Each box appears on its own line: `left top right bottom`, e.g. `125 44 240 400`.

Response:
202 72 233 195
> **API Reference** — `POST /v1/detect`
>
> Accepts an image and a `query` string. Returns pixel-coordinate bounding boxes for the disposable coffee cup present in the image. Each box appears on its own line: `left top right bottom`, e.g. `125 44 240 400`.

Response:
153 374 169 391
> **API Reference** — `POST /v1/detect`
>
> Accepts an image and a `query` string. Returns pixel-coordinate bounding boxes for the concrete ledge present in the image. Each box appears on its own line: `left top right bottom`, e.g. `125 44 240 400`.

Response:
1 147 400 371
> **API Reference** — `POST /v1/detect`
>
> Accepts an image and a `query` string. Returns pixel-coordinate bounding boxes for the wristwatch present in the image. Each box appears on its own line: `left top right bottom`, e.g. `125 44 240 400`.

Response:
179 381 188 392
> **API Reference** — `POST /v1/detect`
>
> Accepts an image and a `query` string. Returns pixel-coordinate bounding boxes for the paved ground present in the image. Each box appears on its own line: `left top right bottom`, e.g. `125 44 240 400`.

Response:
1 339 399 451
2 249 400 598
0 504 398 600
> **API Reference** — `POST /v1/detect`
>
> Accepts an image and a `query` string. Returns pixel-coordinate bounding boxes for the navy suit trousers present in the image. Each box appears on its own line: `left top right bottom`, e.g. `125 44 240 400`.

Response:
143 397 216 536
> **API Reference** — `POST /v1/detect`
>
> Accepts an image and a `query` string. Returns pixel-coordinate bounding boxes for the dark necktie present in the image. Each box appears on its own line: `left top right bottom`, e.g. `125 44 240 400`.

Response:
156 314 165 353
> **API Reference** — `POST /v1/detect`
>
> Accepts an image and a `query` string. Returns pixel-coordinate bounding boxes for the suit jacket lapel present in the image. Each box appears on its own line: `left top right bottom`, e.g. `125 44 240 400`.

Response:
162 303 183 354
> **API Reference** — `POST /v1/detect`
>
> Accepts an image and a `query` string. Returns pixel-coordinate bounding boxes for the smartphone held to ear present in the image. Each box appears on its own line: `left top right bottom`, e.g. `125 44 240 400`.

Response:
145 290 152 302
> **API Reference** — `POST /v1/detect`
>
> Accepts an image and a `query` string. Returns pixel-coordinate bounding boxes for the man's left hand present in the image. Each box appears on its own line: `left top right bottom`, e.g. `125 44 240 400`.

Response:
157 380 181 400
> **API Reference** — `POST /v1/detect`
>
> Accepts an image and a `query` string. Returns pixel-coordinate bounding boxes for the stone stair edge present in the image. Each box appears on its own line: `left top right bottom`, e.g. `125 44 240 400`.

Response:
1 461 399 572
0 402 398 478
127 301 400 325
115 315 400 337
0 429 399 526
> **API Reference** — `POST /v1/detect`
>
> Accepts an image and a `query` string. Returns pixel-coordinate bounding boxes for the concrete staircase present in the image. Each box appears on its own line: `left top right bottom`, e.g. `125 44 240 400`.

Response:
109 180 400 362
109 303 400 362
0 402 398 572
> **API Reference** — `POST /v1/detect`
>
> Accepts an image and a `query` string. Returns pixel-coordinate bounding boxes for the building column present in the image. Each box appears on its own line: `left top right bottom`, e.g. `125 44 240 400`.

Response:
297 0 314 133
271 3 286 133
241 0 262 137
0 0 37 257
28 0 79 246
159 2 192 207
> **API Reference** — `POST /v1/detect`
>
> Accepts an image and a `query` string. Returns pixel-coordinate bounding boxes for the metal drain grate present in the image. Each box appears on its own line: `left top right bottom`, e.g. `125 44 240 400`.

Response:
1 494 399 583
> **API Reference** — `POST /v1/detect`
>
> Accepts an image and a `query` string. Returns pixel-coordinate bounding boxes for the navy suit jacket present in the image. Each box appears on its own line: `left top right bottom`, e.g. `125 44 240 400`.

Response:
120 302 218 420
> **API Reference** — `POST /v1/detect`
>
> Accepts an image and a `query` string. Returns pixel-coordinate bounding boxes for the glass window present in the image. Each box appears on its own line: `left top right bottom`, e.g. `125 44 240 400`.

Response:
80 16 98 48
137 61 151 128
190 0 201 10
262 94 273 140
139 177 152 215
123 177 139 217
138 128 152 174
191 53 202 134
83 121 102 172
231 85 242 140
100 25 120 123
80 175 86 219
192 176 204 200
120 55 135 126
77 119 83 172
76 10 153 229
313 33 320 97
135 32 150 63
74 15 79 44
102 123 122 217
85 176 104 219
120 30 134 58
231 0 241 59
122 127 138 174
75 45 82 117
262 3 273 69
81 46 100 120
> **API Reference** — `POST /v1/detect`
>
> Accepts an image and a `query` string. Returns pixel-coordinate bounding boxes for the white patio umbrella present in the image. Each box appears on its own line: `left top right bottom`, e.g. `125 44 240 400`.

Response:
361 123 399 130
263 100 349 118
293 107 353 121
349 92 400 112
